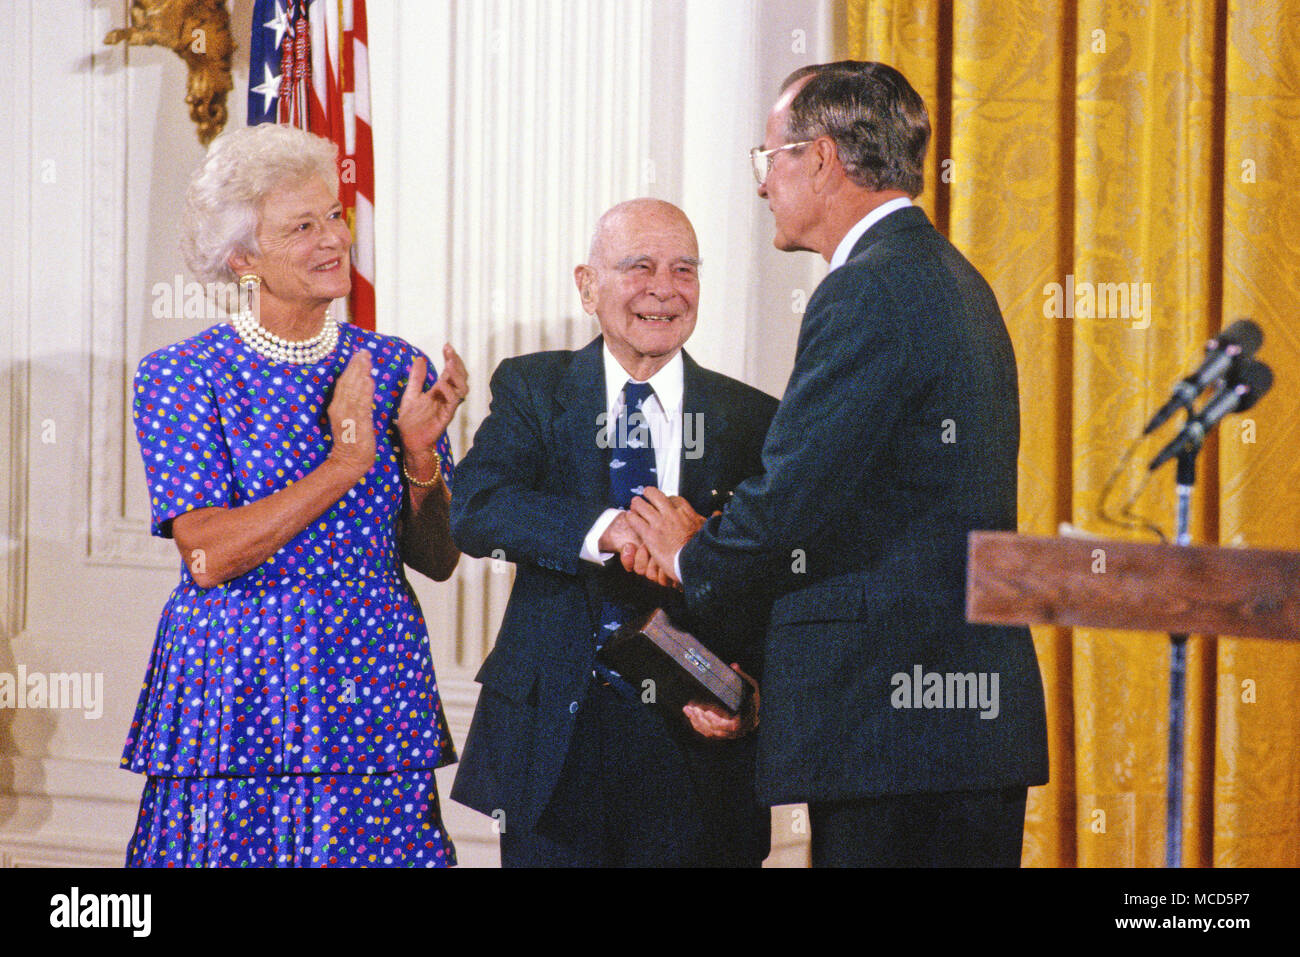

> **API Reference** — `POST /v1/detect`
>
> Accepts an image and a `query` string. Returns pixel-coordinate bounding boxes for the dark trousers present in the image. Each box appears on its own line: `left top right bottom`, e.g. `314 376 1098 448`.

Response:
808 787 1028 867
500 681 764 868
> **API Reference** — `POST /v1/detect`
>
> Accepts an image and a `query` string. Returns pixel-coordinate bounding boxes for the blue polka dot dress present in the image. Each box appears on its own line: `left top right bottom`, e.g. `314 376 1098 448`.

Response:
123 320 458 867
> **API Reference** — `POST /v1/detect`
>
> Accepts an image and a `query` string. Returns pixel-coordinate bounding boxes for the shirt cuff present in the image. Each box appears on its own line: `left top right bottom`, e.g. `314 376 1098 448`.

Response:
580 508 623 564
673 547 684 584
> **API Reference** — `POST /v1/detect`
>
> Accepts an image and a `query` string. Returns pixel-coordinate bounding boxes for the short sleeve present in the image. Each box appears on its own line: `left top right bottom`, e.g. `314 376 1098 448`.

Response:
133 348 234 538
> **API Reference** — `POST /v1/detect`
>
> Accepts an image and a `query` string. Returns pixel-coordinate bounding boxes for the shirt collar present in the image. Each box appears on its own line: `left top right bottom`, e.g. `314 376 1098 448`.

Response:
602 344 684 417
828 196 913 271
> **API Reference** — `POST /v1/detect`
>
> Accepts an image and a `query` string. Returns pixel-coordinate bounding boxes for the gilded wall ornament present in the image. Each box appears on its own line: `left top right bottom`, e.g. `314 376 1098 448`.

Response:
104 0 236 146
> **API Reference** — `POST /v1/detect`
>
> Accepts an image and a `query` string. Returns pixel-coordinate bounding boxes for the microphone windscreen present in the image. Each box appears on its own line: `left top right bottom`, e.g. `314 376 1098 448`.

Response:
1233 359 1273 412
1216 318 1263 356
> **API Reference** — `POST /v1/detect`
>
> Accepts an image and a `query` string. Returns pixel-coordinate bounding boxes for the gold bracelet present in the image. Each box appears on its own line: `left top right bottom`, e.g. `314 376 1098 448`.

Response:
403 451 443 488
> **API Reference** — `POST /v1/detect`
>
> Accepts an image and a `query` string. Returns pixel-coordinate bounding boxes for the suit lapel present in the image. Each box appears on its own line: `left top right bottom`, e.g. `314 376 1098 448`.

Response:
554 338 613 627
680 351 732 510
555 337 609 506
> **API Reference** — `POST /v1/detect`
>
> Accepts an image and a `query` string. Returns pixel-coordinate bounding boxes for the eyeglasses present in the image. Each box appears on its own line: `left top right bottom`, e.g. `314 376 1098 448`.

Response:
750 141 813 185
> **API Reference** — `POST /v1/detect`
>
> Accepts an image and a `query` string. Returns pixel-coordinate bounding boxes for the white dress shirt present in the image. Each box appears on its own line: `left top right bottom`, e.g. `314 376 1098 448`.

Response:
580 346 685 564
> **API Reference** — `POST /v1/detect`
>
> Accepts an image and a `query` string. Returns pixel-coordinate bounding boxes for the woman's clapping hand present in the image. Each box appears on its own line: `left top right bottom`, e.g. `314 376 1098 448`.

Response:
395 345 469 470
326 350 377 478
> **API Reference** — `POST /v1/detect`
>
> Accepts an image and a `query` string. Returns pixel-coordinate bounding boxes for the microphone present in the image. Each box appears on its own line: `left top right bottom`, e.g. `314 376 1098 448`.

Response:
1149 359 1273 470
1144 319 1263 434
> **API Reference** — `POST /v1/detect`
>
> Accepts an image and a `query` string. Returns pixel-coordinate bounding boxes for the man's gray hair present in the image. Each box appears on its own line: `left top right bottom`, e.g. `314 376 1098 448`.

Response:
781 61 930 197
181 124 339 285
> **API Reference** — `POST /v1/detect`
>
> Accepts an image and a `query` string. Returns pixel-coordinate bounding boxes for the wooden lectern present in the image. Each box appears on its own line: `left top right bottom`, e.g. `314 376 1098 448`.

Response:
967 531 1300 642
966 531 1300 867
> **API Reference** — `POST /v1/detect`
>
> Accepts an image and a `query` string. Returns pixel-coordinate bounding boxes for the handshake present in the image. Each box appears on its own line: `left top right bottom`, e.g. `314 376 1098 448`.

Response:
598 487 709 588
598 488 758 740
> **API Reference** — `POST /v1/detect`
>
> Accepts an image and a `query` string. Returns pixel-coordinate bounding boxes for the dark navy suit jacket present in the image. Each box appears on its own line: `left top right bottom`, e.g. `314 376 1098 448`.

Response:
679 206 1050 806
449 337 778 858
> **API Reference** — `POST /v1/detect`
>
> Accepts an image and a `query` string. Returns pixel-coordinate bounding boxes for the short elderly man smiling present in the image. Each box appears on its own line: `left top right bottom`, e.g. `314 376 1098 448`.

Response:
449 199 778 867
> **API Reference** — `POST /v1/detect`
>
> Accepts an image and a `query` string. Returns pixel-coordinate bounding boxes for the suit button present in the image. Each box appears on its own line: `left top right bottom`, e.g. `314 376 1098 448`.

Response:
569 701 579 714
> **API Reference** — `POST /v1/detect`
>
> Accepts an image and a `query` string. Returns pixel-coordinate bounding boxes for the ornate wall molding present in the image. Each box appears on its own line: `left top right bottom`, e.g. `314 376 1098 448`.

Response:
87 3 176 570
0 0 33 637
0 755 140 867
0 838 125 869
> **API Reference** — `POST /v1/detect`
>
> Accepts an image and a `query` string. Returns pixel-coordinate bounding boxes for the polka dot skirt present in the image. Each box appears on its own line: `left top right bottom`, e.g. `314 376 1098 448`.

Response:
126 771 455 868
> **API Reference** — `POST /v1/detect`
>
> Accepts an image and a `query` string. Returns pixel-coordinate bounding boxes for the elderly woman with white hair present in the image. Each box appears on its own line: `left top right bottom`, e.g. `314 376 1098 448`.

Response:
122 123 468 867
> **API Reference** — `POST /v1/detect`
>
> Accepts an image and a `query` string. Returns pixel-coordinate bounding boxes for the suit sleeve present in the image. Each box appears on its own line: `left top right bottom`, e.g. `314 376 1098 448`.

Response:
450 360 609 576
679 270 916 611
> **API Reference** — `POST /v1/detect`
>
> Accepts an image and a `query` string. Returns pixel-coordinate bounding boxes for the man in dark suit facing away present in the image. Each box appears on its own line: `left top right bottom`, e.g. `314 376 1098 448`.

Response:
449 199 778 866
626 62 1049 866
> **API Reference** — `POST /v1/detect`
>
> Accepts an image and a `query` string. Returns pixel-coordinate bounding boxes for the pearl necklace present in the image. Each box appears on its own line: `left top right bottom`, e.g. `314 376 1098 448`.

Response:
232 308 340 365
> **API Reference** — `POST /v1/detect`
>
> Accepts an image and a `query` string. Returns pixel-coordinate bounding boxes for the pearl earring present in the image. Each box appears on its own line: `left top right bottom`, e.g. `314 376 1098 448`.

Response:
238 274 261 315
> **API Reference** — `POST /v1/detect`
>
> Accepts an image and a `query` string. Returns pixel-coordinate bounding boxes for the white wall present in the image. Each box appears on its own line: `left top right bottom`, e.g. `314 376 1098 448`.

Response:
1 0 835 869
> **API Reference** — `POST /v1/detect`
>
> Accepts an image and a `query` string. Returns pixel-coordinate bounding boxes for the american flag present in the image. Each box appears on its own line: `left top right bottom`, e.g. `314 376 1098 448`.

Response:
249 0 376 331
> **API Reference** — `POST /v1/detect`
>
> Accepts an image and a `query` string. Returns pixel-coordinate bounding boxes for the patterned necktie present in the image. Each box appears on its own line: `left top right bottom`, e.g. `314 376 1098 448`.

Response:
594 381 658 696
607 380 657 511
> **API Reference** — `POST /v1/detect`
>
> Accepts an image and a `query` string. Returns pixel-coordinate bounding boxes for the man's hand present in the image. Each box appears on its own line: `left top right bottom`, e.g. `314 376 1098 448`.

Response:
683 663 759 740
595 511 676 588
597 511 641 554
623 488 705 585
620 544 677 589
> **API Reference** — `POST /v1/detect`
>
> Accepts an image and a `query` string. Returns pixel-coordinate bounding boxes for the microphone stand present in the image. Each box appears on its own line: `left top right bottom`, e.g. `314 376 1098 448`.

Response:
1151 349 1268 867
1164 448 1196 868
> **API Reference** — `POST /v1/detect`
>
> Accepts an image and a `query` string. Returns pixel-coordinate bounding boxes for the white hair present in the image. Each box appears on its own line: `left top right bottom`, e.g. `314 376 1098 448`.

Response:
181 124 339 285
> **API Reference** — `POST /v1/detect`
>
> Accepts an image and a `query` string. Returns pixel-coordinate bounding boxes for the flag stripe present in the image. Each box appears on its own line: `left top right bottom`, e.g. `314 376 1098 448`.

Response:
353 41 371 124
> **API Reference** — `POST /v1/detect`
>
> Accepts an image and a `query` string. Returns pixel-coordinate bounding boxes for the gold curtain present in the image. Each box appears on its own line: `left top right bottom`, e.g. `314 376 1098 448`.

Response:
843 0 1300 866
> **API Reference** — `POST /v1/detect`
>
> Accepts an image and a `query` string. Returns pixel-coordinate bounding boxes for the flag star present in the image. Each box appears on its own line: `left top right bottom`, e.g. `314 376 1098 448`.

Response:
630 485 646 496
264 1 291 50
610 458 626 469
252 62 282 115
